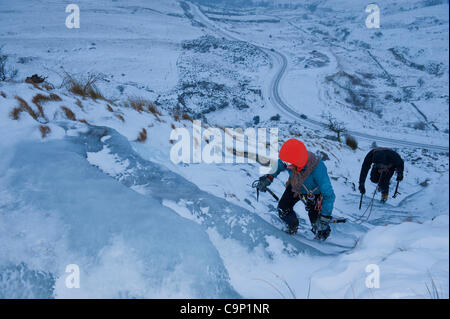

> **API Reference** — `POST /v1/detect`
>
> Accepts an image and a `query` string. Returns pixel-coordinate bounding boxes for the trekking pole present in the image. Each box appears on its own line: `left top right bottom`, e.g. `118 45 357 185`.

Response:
359 193 363 210
392 181 400 198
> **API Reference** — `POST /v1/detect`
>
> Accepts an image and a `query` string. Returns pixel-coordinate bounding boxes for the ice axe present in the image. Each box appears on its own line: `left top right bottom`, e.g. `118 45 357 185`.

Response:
329 218 347 224
252 179 279 202
392 180 401 198
265 188 279 201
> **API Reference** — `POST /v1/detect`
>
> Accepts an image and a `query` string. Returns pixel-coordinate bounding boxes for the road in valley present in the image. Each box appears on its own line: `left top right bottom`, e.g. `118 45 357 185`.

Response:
189 2 449 153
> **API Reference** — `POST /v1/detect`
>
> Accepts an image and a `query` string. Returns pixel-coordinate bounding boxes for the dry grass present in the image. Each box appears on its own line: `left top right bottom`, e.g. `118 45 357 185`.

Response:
78 119 89 125
345 135 358 150
32 93 62 105
425 271 441 299
181 112 193 122
36 104 45 119
39 125 51 138
14 96 37 120
32 93 61 119
62 72 106 100
75 99 83 109
88 87 105 100
26 81 43 90
252 272 297 299
42 83 54 91
123 96 145 112
136 128 147 142
123 96 161 117
9 106 23 120
10 95 48 122
61 106 76 121
173 113 180 121
0 91 5 98
115 114 125 122
147 103 161 116
106 104 114 112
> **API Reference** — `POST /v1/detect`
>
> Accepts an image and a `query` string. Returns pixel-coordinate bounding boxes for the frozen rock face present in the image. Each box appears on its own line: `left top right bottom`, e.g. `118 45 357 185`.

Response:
77 126 324 257
0 135 239 298
0 124 323 299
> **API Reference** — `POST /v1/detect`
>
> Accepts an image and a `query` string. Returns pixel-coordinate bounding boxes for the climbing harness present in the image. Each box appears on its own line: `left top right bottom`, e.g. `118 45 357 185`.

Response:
251 181 346 224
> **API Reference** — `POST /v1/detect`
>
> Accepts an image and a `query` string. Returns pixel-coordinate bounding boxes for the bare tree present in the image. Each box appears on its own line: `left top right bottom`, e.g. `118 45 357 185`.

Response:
0 46 18 81
325 113 346 142
0 46 9 81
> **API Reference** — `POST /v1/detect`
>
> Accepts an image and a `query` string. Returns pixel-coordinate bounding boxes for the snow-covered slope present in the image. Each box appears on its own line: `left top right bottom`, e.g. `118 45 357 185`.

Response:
0 0 448 298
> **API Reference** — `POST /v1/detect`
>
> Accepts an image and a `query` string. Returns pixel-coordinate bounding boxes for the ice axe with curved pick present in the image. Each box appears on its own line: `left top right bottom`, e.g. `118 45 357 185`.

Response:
252 179 279 202
392 180 401 198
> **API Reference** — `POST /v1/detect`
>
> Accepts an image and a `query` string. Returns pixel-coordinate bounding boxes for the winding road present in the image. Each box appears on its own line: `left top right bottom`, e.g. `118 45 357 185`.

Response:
189 3 449 153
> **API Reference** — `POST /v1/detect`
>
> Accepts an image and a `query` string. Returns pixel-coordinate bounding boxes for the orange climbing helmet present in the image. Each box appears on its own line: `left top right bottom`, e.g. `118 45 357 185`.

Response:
279 139 308 171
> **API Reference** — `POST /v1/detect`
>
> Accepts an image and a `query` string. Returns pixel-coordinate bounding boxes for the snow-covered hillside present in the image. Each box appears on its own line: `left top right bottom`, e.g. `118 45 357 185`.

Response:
0 0 448 298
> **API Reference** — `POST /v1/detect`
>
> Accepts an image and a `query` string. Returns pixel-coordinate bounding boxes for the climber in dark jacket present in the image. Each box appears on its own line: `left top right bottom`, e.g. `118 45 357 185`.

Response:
359 147 404 203
256 139 335 240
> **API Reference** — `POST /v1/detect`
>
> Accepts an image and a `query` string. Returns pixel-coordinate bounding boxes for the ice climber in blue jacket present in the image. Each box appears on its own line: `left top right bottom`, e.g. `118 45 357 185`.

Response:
256 138 336 240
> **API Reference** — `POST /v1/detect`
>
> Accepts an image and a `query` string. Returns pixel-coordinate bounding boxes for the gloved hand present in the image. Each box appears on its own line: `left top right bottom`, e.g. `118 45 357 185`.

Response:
396 171 403 181
257 175 273 192
312 214 331 240
358 183 366 194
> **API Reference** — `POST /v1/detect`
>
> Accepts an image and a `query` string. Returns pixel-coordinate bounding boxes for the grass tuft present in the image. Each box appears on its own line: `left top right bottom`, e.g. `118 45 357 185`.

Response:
39 125 51 138
115 114 125 122
75 99 83 109
31 93 62 119
123 96 161 116
32 93 61 105
61 106 76 121
136 128 147 142
42 83 54 91
425 271 441 299
345 135 358 150
10 106 23 120
14 96 37 120
62 72 106 100
181 112 193 122
147 103 161 116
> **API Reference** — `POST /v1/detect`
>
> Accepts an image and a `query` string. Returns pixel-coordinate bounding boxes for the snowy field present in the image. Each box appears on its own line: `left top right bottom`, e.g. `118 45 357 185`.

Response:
0 0 448 298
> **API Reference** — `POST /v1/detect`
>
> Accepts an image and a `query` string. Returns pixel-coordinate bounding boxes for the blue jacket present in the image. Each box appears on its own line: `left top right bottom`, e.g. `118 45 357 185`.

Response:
269 159 336 216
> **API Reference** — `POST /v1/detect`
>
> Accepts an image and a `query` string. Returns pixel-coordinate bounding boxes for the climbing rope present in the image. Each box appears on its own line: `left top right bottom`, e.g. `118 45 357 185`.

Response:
353 186 377 224
353 170 385 224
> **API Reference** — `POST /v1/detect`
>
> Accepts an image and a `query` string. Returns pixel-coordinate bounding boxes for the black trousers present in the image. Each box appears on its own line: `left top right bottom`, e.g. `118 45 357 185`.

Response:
277 184 321 230
370 166 395 194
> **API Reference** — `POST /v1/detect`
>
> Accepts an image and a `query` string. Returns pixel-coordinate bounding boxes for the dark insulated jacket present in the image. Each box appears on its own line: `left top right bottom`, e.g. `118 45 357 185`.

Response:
359 148 404 185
